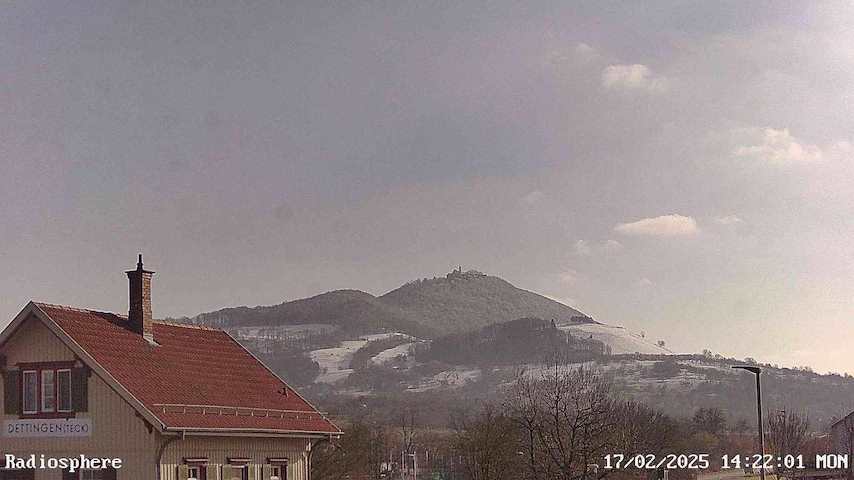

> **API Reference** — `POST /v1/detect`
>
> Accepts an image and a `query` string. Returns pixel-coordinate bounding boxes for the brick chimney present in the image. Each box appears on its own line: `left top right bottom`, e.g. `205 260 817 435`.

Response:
126 254 155 343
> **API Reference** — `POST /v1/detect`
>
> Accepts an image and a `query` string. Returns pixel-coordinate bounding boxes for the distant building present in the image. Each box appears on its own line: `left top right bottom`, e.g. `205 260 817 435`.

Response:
831 411 854 456
1 256 341 480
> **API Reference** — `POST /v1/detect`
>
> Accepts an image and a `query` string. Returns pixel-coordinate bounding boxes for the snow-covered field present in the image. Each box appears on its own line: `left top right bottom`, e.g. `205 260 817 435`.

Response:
310 332 420 383
361 332 415 342
559 323 672 355
310 340 369 383
371 342 417 365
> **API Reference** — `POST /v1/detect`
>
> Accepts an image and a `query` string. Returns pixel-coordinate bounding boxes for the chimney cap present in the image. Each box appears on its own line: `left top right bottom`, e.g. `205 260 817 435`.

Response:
126 253 155 274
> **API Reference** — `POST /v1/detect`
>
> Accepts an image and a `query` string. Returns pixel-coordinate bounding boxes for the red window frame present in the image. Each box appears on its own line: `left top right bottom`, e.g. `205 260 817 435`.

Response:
17 362 76 419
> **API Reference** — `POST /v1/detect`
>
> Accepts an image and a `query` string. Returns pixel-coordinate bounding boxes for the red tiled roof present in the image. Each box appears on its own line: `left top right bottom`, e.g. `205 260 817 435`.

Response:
34 303 341 435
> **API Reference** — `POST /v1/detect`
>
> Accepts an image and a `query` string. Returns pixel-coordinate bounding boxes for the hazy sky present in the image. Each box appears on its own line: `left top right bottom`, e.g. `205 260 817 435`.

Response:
3 1 853 374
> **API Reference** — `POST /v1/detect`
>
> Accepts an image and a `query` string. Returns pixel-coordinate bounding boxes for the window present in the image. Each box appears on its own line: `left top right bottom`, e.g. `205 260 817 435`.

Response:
75 468 116 480
187 466 206 480
225 465 248 480
18 364 77 416
41 370 55 412
271 465 282 480
79 470 102 480
22 371 38 414
57 370 72 412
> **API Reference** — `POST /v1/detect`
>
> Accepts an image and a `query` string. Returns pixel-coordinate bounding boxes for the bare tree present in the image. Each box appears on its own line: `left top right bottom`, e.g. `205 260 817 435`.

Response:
311 420 388 480
766 409 809 478
398 406 418 475
451 404 524 480
505 360 673 480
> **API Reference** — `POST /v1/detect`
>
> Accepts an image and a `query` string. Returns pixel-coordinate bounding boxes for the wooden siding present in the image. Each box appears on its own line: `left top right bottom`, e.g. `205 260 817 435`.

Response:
159 435 311 480
1 314 159 479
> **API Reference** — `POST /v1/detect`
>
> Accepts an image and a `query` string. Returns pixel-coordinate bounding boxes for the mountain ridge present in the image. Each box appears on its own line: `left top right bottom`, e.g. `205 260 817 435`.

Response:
179 269 593 337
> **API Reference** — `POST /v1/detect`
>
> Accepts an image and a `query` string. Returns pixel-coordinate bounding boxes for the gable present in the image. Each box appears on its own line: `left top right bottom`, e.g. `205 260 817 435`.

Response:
0 313 76 365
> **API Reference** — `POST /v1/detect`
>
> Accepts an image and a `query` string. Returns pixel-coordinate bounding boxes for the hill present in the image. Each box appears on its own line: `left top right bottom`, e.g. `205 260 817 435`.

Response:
379 269 591 334
181 269 593 338
185 289 435 338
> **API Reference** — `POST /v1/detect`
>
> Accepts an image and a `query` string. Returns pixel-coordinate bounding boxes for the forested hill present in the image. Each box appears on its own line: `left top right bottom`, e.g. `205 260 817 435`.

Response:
380 270 590 334
177 269 592 337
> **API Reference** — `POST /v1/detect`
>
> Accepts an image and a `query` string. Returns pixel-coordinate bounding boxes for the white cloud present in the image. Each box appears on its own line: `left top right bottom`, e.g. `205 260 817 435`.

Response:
542 42 599 68
734 128 823 163
574 42 598 61
602 239 624 252
714 215 744 226
521 190 544 205
601 64 668 93
558 269 579 284
573 238 623 256
614 214 699 237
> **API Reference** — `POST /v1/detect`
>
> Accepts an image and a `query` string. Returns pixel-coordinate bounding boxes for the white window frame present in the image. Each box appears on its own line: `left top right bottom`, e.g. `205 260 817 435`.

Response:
57 368 72 412
271 465 282 480
22 370 39 414
41 369 56 412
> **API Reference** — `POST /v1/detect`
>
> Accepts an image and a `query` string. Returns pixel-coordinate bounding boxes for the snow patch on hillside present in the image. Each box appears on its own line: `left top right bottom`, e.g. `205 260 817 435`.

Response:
310 332 421 383
559 323 672 355
310 340 368 383
371 342 417 365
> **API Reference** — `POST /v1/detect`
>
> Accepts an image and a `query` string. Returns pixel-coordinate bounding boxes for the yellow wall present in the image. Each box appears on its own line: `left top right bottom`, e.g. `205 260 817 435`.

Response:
159 435 312 480
1 314 314 480
1 314 159 478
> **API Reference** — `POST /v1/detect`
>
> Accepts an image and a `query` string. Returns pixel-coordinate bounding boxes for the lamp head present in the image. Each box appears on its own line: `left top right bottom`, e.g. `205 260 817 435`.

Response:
732 365 762 374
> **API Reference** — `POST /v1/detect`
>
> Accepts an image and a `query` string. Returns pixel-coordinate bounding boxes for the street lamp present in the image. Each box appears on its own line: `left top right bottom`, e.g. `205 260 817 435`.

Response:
408 453 417 480
733 366 765 480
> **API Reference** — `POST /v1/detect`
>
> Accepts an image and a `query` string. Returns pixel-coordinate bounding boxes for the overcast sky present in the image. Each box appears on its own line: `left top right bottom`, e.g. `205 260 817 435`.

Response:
3 1 853 374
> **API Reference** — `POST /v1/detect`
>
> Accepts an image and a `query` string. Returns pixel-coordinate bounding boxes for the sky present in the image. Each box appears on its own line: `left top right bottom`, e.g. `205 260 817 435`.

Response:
2 1 853 374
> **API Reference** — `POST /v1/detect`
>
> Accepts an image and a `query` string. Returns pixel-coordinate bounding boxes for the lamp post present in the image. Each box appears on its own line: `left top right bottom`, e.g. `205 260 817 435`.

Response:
733 366 765 480
408 453 417 480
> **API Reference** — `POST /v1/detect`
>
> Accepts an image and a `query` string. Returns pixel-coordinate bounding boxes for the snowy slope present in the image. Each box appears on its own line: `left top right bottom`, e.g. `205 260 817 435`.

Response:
559 323 672 355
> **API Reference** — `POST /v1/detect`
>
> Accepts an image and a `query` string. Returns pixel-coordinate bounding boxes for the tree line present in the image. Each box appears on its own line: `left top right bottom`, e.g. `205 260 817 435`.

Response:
312 356 820 480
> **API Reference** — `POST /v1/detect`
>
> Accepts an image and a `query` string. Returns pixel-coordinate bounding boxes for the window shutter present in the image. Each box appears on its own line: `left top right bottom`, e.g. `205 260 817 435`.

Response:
248 465 259 480
262 465 272 479
177 465 190 480
71 367 88 412
3 370 20 415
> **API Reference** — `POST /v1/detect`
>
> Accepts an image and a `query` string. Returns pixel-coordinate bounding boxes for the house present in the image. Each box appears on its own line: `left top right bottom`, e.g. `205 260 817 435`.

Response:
831 411 854 457
0 256 341 480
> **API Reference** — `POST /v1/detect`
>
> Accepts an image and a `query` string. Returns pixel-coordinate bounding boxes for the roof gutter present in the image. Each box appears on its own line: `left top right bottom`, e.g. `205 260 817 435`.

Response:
162 426 342 438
